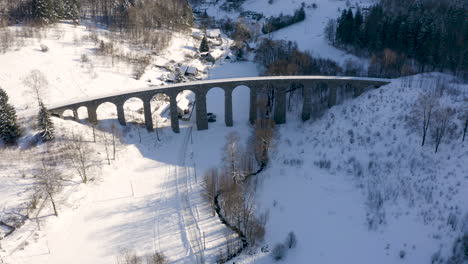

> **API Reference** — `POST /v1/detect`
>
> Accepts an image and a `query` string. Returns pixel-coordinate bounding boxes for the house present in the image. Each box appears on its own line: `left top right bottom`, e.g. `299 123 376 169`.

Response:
178 65 199 76
206 29 221 38
185 66 198 76
204 49 224 63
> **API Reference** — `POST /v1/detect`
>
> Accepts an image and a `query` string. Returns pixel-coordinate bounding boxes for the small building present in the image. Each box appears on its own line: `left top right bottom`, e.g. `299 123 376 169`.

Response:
206 29 221 38
192 31 203 40
178 65 199 76
205 49 224 63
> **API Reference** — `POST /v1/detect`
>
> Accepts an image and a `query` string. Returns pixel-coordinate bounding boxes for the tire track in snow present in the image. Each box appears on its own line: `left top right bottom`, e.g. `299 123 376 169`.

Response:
173 118 204 263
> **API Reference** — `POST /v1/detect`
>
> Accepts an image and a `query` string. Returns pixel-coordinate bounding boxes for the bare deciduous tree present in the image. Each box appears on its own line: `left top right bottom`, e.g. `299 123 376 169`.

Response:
22 69 48 106
203 168 218 216
101 130 111 165
431 106 455 153
223 132 245 183
461 109 467 142
35 158 63 217
65 134 95 184
145 252 167 264
117 249 142 264
410 90 440 146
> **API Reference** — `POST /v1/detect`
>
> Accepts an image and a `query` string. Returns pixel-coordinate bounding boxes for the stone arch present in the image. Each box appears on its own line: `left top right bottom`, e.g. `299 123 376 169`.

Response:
149 91 172 132
77 106 89 120
61 109 74 119
232 84 251 125
123 97 145 125
95 102 118 125
205 86 226 128
336 82 354 104
311 82 329 119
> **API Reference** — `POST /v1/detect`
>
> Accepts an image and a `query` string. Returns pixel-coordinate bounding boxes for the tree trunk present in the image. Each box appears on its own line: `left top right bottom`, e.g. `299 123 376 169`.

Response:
49 193 58 217
422 128 427 146
435 139 440 153
463 117 467 142
92 125 96 143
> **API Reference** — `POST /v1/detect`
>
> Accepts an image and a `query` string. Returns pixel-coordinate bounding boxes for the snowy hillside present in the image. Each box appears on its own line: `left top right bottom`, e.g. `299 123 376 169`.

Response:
230 74 468 263
0 0 467 263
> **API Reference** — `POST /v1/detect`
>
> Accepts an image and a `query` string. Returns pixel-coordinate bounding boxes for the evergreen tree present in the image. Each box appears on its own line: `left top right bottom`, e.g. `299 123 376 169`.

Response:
38 101 55 142
0 88 21 145
336 9 355 45
353 8 363 47
52 0 65 20
199 35 209 52
63 0 80 23
32 0 54 24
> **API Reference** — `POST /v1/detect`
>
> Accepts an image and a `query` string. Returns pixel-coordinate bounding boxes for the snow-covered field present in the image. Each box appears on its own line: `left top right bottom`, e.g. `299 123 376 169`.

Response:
1 0 467 263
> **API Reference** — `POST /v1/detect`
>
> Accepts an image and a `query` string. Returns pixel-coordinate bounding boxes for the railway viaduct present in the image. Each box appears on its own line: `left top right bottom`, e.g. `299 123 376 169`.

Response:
49 76 391 133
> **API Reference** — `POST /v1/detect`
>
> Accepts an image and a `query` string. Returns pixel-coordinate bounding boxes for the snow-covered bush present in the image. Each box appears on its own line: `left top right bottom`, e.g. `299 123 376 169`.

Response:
285 232 297 249
40 44 49 52
145 252 167 264
80 54 90 63
271 243 287 261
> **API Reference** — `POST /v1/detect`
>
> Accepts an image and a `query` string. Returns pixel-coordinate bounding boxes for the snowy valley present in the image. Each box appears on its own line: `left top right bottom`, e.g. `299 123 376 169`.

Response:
0 0 467 264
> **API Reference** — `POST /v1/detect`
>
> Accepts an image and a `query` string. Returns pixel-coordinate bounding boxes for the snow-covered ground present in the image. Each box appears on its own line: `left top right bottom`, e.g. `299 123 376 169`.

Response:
230 74 468 263
1 1 467 263
0 21 258 263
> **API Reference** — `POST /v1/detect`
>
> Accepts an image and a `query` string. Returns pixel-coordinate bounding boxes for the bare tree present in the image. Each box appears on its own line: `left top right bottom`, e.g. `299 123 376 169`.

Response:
101 130 111 165
65 134 95 184
222 132 244 182
117 249 142 264
432 106 455 153
203 168 218 216
35 158 63 217
145 252 167 264
285 231 297 249
111 123 118 160
461 109 467 142
410 91 440 146
22 69 48 106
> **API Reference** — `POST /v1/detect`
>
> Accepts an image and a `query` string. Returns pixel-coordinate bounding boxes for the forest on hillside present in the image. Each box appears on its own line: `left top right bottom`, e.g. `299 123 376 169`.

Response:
0 0 193 31
329 0 467 78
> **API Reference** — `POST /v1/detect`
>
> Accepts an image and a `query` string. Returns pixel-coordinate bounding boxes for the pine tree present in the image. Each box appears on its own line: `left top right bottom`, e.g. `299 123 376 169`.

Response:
63 0 80 23
52 0 65 20
38 101 55 142
353 8 363 47
0 88 21 145
199 35 209 52
32 0 54 24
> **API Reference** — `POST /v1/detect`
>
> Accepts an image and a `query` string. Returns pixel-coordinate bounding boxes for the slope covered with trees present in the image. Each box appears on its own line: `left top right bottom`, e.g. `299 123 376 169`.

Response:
332 0 467 78
1 0 193 31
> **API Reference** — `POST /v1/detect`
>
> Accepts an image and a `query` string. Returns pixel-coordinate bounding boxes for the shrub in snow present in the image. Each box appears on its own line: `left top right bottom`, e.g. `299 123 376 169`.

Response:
40 44 49 52
117 249 142 264
271 243 287 261
81 54 90 63
285 232 297 249
399 250 406 259
145 252 167 264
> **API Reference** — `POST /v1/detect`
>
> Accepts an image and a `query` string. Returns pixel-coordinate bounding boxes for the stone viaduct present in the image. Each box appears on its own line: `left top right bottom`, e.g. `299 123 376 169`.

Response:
49 76 391 133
